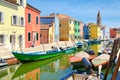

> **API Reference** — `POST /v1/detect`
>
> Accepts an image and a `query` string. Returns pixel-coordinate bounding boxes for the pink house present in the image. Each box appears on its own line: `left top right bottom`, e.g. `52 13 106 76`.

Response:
79 22 83 39
25 4 41 48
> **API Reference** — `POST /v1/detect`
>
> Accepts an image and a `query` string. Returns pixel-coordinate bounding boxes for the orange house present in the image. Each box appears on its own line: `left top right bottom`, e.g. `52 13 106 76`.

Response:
25 4 41 48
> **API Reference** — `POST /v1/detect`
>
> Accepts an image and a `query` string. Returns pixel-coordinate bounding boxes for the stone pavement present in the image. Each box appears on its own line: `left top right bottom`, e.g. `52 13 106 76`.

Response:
0 41 75 59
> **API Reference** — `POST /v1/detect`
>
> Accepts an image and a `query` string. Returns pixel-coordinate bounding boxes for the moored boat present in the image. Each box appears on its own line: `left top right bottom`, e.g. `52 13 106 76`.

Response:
69 51 96 63
63 46 76 53
12 55 62 79
12 50 63 62
91 54 110 67
61 70 104 80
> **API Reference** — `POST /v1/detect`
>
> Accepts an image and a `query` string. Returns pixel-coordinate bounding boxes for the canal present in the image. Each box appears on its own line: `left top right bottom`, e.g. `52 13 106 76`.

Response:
0 41 109 80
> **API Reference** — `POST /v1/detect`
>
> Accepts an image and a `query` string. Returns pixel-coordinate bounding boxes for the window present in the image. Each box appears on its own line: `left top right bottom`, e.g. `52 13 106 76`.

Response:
28 13 31 23
28 32 31 41
36 33 38 40
10 35 12 43
75 29 77 32
36 16 38 24
69 20 71 24
20 0 23 6
0 12 4 24
59 24 61 27
0 35 6 45
12 15 18 25
20 17 24 26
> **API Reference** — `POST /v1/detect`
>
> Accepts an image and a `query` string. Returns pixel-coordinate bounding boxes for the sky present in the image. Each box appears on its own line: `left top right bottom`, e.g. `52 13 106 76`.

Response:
27 0 120 28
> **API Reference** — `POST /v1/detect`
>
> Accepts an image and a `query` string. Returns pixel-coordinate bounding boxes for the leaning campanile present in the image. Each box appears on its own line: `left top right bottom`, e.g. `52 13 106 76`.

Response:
97 11 101 26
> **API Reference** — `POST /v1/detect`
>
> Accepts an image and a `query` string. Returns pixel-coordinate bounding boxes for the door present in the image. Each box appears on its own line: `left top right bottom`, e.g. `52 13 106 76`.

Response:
10 35 16 50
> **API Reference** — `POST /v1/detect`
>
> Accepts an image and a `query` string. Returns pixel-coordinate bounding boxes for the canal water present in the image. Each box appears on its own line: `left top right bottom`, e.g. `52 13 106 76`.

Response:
0 41 109 80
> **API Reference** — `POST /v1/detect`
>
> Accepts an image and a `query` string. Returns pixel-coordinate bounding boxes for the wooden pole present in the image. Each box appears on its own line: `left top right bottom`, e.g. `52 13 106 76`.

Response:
70 35 76 47
65 41 67 47
111 49 120 80
40 35 45 52
104 38 120 80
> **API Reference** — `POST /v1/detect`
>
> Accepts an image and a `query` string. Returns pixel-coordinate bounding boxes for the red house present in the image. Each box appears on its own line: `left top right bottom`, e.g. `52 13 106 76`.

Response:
25 4 41 48
110 28 120 38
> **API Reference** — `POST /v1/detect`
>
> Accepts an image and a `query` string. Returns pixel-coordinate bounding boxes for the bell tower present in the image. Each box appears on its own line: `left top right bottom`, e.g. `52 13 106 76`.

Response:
97 11 101 26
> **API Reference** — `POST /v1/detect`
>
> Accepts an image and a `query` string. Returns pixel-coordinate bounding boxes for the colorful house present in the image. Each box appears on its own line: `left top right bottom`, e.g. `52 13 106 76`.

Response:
69 19 75 40
79 22 83 39
74 20 80 40
0 0 26 50
58 14 74 41
83 24 89 39
89 23 101 40
40 23 54 44
25 3 41 48
110 28 120 38
40 14 59 43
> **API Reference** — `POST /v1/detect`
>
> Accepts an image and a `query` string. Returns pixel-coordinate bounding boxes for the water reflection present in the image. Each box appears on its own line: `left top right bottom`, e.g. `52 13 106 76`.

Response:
12 55 62 80
88 41 108 55
0 65 19 80
0 41 109 80
89 44 101 55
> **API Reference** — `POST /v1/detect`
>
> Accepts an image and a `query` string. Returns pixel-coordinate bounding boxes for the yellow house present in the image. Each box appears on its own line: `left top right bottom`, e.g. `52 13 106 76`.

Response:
58 14 74 41
89 23 101 40
0 0 26 51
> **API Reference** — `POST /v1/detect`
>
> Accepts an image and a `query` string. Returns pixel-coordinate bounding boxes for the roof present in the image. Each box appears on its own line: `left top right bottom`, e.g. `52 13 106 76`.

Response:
41 15 55 18
27 3 41 13
40 17 54 24
57 14 70 19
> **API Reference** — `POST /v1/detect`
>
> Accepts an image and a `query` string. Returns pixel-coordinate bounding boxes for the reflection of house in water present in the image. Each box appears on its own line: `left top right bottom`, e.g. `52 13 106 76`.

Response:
25 68 40 80
40 59 60 73
0 65 19 80
90 44 101 55
59 54 71 70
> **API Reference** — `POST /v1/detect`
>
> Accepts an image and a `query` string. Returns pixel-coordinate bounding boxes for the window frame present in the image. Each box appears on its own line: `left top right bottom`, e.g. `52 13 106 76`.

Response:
0 34 6 45
28 32 31 41
12 15 18 25
20 17 25 26
0 11 4 24
28 13 31 23
36 33 38 41
20 0 24 6
36 16 39 24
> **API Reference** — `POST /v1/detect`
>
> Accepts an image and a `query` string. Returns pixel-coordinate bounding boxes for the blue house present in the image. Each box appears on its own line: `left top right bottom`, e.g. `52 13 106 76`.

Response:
40 14 59 42
83 24 89 39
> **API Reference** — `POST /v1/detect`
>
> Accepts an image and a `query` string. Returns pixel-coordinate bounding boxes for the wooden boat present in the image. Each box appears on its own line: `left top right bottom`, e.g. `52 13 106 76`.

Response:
61 70 104 80
69 51 96 63
91 54 110 67
12 55 62 79
0 58 7 67
12 50 63 62
0 62 7 67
